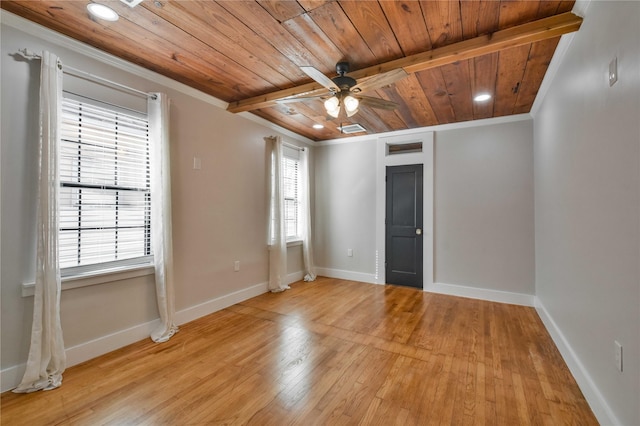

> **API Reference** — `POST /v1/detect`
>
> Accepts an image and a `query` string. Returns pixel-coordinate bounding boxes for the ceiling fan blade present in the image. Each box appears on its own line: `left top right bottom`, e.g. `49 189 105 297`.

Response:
351 68 408 94
357 95 398 110
300 66 340 92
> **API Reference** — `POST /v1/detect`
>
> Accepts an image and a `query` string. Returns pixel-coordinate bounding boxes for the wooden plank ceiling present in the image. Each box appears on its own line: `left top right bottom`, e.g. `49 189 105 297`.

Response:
2 0 579 141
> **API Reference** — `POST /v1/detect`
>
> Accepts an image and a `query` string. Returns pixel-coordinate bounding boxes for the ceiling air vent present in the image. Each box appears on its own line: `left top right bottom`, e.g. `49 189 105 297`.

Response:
338 123 367 134
119 0 144 7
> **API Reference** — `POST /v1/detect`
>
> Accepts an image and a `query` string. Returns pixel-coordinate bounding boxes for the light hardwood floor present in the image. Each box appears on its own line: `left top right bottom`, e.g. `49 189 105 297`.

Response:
1 277 597 425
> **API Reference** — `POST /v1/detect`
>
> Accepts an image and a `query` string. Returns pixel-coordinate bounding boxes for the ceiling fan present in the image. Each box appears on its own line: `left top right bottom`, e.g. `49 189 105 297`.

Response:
277 62 408 120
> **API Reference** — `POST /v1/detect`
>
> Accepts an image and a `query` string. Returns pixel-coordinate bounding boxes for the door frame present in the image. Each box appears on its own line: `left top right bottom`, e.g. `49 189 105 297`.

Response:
375 131 433 290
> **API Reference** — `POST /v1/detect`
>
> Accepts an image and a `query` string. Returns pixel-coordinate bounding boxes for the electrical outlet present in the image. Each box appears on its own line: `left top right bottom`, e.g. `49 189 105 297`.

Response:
234 261 240 272
614 340 623 372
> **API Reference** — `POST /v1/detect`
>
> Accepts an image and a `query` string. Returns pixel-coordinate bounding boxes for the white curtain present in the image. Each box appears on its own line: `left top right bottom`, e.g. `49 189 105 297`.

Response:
300 148 317 282
14 51 66 393
267 136 289 292
148 93 178 342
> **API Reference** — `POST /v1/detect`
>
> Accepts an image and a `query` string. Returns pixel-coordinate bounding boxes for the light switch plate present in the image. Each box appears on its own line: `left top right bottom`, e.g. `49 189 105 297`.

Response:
615 340 623 372
609 57 618 87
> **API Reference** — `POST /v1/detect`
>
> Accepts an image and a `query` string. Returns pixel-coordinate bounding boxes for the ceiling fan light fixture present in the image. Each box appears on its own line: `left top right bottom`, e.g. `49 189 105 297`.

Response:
87 3 119 21
326 109 340 119
344 95 359 116
324 96 340 118
300 62 402 120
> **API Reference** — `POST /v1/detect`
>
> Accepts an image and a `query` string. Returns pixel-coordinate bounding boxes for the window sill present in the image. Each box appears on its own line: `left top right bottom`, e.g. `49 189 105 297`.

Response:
287 239 303 248
21 263 155 297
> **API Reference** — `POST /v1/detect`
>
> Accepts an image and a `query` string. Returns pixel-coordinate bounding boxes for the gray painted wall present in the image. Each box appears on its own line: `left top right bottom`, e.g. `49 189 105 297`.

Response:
314 118 535 295
1 18 305 379
435 121 535 294
314 140 377 274
534 1 640 424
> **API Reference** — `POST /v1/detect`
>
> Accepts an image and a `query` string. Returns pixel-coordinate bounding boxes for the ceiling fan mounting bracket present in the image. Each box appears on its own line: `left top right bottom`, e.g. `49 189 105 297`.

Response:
335 61 350 76
332 62 357 91
333 75 357 91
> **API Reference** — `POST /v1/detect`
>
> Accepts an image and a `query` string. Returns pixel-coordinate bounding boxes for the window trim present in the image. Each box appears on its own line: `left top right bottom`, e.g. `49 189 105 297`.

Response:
61 255 154 278
21 262 155 297
286 238 303 247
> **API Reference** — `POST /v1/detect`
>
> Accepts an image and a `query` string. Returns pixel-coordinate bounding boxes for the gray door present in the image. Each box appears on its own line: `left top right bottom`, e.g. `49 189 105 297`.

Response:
385 164 423 288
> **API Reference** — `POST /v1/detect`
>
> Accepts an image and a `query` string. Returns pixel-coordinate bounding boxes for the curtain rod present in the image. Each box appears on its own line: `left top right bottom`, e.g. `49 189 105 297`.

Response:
283 141 305 152
17 48 155 100
265 136 306 152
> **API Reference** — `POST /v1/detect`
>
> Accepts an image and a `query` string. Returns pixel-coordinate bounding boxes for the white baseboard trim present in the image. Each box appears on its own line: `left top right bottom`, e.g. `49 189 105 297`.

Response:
316 267 377 284
287 271 305 285
175 272 303 326
534 298 619 426
427 282 535 306
1 364 25 393
66 319 160 367
1 280 271 393
174 281 269 326
1 318 159 393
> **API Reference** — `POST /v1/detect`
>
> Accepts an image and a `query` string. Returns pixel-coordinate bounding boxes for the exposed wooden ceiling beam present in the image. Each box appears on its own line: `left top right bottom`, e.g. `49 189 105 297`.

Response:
227 11 582 114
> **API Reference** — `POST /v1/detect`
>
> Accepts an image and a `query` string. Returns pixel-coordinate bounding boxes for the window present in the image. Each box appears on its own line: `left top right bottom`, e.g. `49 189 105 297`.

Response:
282 154 300 240
59 96 152 276
387 141 423 155
269 145 302 243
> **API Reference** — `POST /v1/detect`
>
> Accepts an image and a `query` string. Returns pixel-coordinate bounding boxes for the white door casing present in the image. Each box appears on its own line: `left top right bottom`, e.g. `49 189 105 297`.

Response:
375 131 434 290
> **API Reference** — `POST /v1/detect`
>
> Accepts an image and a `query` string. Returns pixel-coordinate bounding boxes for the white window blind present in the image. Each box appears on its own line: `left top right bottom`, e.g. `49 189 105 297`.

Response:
282 155 300 239
59 96 152 274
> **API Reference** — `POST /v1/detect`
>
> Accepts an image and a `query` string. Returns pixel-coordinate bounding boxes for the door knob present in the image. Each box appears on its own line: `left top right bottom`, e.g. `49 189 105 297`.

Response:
416 228 422 235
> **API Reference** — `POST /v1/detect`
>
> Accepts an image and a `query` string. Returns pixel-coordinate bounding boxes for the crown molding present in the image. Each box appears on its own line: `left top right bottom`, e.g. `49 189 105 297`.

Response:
316 113 532 146
530 0 591 117
238 112 315 146
1 10 227 109
0 10 314 146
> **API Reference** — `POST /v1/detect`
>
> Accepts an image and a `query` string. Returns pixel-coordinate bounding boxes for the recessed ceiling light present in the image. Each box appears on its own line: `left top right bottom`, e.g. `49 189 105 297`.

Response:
312 124 324 129
87 3 119 21
474 93 492 102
